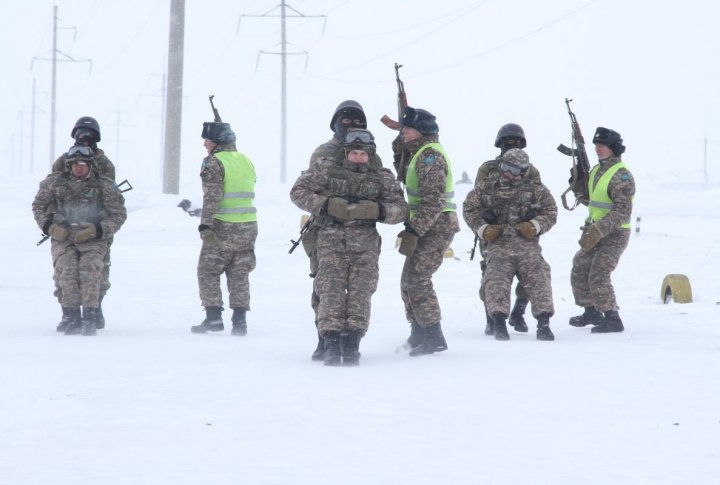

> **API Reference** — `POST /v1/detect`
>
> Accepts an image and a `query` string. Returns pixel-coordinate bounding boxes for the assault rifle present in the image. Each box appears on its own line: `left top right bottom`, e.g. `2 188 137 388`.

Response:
557 98 591 210
289 216 314 255
209 94 222 122
380 63 407 130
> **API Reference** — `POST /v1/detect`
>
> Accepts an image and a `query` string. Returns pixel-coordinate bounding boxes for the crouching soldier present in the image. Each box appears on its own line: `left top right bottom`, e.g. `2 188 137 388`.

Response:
32 151 127 335
291 129 408 366
462 148 557 341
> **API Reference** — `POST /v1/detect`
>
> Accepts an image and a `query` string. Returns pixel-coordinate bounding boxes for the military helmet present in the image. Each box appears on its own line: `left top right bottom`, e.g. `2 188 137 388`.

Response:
202 122 236 144
593 126 625 156
500 148 530 176
329 100 367 132
494 123 526 149
71 116 101 142
343 128 376 156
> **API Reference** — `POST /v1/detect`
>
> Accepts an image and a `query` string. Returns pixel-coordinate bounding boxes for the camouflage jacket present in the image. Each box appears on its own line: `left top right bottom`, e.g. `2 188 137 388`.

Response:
586 156 635 235
52 146 116 181
394 133 460 237
463 176 557 245
475 156 542 187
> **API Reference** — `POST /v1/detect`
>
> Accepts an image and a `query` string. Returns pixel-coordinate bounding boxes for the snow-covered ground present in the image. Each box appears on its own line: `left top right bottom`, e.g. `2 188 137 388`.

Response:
1 174 719 485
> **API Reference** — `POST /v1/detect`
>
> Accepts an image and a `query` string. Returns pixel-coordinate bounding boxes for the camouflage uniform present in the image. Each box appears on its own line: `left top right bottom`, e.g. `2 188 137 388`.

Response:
571 156 634 312
32 160 126 328
291 158 407 338
197 142 258 311
396 134 460 329
463 164 557 323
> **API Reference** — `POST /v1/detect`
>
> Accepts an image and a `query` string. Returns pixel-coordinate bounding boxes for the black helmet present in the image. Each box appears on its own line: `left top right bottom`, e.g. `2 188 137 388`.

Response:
494 123 526 149
71 116 101 143
593 127 625 156
329 100 367 132
343 128 376 155
202 122 236 144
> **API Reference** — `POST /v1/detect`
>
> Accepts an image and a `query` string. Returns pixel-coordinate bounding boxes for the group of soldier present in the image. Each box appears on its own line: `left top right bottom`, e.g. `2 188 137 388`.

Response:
31 100 635 368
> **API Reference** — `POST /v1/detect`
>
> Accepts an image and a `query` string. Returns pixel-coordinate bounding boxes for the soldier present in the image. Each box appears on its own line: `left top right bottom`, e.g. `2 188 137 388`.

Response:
191 119 258 336
569 127 634 333
48 116 116 331
303 100 384 361
393 106 459 356
32 151 127 336
474 123 542 335
291 129 407 366
463 148 557 341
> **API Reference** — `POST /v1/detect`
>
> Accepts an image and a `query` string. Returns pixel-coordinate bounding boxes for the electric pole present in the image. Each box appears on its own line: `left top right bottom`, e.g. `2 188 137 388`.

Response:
163 0 185 194
239 1 326 183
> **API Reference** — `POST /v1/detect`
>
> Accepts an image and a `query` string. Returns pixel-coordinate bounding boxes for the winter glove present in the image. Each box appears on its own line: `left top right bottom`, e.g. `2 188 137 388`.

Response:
347 200 380 220
397 229 419 257
48 224 69 242
199 224 215 243
326 197 351 220
481 224 502 242
579 223 604 250
73 222 98 244
517 221 538 240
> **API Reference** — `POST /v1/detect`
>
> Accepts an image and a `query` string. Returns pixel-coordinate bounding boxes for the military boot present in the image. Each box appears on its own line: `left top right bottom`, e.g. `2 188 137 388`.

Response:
342 331 362 366
409 323 448 356
569 306 604 327
407 321 422 348
323 331 341 366
231 308 247 336
57 306 76 333
508 298 529 333
493 313 510 341
61 307 82 334
483 308 495 336
80 307 98 336
591 310 625 333
191 306 224 333
95 300 105 330
536 313 555 341
311 333 325 361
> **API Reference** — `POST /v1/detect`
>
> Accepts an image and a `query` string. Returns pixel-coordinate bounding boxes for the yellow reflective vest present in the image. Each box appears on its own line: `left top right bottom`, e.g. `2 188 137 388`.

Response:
587 162 630 228
405 142 456 219
214 151 257 223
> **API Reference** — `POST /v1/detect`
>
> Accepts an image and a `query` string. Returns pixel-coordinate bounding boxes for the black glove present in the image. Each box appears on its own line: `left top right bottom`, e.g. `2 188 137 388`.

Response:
199 224 215 243
482 210 498 224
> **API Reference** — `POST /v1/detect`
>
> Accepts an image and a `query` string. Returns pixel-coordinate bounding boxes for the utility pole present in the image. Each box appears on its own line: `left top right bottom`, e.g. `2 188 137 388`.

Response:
31 5 91 170
239 1 326 183
108 109 131 164
163 0 185 194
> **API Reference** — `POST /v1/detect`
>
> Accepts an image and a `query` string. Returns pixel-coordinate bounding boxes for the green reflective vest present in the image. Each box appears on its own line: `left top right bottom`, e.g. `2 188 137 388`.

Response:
587 162 630 228
214 151 257 223
405 142 456 219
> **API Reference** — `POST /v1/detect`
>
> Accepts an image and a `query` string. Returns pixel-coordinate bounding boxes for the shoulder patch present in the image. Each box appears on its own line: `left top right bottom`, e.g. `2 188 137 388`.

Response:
619 173 632 181
421 153 437 165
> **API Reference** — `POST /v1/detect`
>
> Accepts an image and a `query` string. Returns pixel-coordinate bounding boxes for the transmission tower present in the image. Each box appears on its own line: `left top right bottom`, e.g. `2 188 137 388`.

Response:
239 1 326 183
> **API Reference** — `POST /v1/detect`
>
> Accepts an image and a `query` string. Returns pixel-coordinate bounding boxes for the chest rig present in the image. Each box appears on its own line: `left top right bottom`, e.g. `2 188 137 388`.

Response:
53 176 105 225
481 179 540 225
326 165 383 202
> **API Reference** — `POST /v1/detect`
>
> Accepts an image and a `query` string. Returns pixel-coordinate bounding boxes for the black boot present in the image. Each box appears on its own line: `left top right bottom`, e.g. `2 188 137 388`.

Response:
61 307 82 334
407 321 422 347
483 308 494 336
342 331 362 366
536 313 555 341
95 304 105 330
493 313 510 341
80 307 98 336
323 331 341 366
191 306 224 333
57 306 76 332
508 298 529 333
311 333 325 361
231 308 247 336
592 310 625 333
569 306 604 327
409 323 448 356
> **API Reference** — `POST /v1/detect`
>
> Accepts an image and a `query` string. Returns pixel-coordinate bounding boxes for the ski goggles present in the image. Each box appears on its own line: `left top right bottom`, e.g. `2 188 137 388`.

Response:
344 131 374 145
67 145 94 157
499 160 527 176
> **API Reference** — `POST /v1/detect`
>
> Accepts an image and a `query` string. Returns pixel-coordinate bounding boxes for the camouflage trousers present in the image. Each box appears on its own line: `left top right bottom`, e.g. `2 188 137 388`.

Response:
571 229 630 313
314 229 381 337
52 242 108 308
401 227 455 327
479 259 529 302
484 240 554 318
54 238 112 304
197 221 257 310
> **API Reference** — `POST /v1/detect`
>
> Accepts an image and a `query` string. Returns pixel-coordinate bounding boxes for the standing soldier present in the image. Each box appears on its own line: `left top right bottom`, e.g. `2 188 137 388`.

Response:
291 129 407 366
303 100 384 361
191 118 258 336
32 151 127 335
48 116 116 331
463 148 557 340
394 106 459 356
474 123 542 336
569 127 634 333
